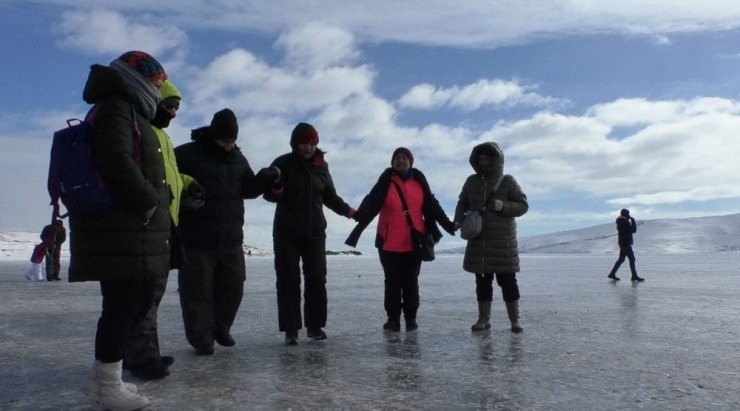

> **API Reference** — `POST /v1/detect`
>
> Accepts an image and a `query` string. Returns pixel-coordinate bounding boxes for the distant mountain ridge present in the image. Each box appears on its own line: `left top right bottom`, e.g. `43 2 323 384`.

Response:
440 213 740 254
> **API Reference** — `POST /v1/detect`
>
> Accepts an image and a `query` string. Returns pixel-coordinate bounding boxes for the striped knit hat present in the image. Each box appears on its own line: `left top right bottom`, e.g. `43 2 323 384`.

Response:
116 51 167 82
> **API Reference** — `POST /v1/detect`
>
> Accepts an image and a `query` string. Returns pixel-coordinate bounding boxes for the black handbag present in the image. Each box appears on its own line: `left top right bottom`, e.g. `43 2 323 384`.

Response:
391 181 435 261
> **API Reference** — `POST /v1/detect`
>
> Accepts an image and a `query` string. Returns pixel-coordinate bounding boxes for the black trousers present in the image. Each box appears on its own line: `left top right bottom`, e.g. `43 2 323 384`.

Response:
124 272 169 369
378 250 422 321
475 272 520 303
45 244 62 280
96 279 155 363
609 244 638 277
274 237 327 332
178 245 245 349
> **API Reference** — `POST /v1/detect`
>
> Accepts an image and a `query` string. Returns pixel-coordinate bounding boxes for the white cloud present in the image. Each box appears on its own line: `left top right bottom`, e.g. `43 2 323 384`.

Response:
56 9 187 57
37 1 740 48
398 79 558 111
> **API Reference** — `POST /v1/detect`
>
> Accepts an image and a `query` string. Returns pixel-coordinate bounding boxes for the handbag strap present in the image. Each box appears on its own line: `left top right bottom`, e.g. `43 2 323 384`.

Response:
391 180 416 229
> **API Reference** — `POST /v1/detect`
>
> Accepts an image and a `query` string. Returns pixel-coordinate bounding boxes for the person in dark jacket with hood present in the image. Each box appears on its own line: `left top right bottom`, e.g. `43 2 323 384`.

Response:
175 108 277 355
454 142 528 334
264 122 356 345
40 219 66 281
346 147 456 332
72 50 170 410
607 209 644 282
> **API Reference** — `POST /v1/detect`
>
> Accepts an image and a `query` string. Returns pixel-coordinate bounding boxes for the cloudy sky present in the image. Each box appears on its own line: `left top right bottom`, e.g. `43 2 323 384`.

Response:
2 1 740 252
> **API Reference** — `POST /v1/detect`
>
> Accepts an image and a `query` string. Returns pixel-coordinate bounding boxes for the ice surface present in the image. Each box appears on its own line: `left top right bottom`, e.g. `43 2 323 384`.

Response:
1 254 739 410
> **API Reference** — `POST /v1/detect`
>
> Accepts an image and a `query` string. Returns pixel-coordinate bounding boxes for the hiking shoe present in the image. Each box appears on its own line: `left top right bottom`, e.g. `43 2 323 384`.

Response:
285 331 299 346
607 274 620 281
631 276 645 282
307 328 327 340
383 319 401 332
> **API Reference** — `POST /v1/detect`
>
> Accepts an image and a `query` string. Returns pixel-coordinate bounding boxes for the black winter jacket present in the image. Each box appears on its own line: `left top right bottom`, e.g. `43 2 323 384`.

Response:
175 134 264 249
69 64 171 282
264 151 352 239
616 216 637 246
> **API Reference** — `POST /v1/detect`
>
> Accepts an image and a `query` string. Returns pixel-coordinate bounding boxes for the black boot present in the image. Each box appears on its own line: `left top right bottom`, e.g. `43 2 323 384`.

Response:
284 330 298 346
383 318 401 332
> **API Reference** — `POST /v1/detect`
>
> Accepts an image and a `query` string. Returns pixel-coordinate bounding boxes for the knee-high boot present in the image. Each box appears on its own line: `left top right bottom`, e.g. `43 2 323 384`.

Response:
471 301 491 331
505 300 523 333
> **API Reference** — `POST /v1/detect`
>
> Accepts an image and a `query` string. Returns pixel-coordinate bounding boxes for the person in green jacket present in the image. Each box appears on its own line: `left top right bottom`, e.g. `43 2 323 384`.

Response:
123 80 204 380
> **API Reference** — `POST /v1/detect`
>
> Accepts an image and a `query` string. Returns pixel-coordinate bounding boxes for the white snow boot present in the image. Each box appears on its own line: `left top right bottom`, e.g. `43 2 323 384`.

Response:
81 361 137 397
471 301 491 331
506 300 523 333
93 360 148 410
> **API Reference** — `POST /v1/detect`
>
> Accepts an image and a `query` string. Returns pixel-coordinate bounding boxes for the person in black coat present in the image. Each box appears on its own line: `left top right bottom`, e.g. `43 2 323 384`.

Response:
264 122 355 345
607 208 644 282
175 109 277 355
40 219 66 281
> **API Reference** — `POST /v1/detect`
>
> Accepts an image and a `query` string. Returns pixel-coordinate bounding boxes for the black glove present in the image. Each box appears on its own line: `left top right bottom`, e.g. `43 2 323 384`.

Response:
182 180 205 209
440 219 456 236
256 166 281 186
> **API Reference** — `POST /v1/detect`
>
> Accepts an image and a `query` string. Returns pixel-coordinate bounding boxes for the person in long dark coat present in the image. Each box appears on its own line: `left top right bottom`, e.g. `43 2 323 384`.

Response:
264 122 355 345
71 51 171 410
454 142 529 333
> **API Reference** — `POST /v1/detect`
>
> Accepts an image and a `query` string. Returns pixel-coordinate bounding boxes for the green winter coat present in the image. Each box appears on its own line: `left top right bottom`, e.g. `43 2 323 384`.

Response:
153 80 194 226
454 142 528 274
68 64 171 282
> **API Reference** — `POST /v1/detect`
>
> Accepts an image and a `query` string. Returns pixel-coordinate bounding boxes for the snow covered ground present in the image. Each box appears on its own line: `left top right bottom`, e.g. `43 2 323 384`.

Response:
2 253 739 409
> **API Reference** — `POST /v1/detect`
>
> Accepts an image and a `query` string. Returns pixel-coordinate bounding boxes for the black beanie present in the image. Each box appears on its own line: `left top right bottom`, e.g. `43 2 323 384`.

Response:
620 209 630 217
209 109 239 140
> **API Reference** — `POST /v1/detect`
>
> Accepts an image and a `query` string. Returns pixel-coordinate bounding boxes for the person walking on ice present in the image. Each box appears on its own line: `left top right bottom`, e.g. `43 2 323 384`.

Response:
607 208 644 282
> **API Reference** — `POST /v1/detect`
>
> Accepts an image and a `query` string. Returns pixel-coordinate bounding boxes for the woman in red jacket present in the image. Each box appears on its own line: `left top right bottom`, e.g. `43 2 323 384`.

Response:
346 147 455 332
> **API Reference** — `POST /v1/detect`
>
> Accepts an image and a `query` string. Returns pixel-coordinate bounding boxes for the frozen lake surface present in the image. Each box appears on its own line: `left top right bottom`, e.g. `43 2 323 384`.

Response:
1 253 739 410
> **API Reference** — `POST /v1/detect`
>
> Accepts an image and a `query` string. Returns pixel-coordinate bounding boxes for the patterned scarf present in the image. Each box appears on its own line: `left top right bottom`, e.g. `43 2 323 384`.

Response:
110 59 160 121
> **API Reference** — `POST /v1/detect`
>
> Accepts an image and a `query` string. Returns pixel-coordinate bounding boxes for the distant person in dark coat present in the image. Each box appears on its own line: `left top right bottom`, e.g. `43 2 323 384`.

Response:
264 122 356 346
454 142 529 333
40 219 66 281
607 209 644 282
346 147 455 332
175 108 277 356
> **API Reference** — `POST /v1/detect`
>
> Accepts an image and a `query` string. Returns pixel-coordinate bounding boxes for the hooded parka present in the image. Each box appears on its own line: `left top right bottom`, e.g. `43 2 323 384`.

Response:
454 142 528 274
68 64 171 282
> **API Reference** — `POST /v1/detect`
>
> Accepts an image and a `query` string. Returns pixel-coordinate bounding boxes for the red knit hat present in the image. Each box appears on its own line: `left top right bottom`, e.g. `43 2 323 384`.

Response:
290 122 319 148
391 147 414 166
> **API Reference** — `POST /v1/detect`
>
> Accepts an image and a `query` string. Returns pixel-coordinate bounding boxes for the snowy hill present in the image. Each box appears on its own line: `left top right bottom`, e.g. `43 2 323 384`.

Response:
440 213 740 254
3 213 740 260
519 213 740 254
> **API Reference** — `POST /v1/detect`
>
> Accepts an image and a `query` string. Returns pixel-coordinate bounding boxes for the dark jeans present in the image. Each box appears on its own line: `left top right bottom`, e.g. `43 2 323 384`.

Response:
475 272 520 303
124 273 169 369
609 244 638 277
378 250 422 321
95 279 156 363
178 246 245 349
274 237 327 332
45 245 62 280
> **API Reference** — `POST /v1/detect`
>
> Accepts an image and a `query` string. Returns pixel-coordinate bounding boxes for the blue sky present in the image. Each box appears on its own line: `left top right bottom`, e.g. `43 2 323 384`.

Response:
2 1 740 252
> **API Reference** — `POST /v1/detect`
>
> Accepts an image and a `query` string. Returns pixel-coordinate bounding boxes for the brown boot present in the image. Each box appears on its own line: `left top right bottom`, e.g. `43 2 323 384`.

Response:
505 301 523 333
471 301 491 331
